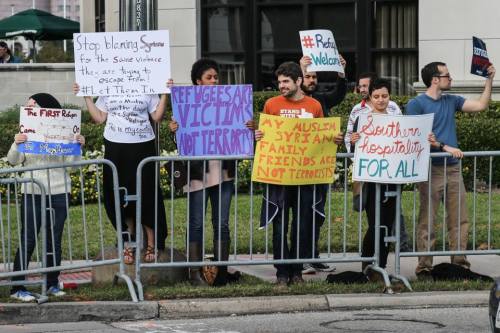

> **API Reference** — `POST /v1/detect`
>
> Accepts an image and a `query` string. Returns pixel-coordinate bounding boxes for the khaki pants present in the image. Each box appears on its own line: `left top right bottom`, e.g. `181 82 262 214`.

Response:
415 163 470 274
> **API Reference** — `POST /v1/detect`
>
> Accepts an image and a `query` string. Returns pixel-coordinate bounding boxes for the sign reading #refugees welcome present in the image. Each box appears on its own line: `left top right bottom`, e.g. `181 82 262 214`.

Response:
74 30 171 96
171 84 254 156
18 106 82 156
299 29 344 73
252 114 341 185
353 114 434 184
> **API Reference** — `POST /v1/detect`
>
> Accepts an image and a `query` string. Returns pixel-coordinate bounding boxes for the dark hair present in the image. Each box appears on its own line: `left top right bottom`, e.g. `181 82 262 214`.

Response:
369 78 391 96
421 61 446 88
0 41 11 55
275 61 302 82
357 72 378 84
29 93 62 109
190 58 219 85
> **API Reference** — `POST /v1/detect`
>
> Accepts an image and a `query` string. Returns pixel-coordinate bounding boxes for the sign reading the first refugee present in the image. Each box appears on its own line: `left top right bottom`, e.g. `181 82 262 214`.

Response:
74 30 171 96
18 107 82 156
171 84 254 156
299 29 344 73
353 114 434 184
252 114 340 185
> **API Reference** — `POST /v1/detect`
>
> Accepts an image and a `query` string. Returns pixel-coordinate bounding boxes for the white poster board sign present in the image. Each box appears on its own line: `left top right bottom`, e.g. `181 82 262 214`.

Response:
74 30 171 96
18 106 82 156
299 29 344 73
353 113 434 184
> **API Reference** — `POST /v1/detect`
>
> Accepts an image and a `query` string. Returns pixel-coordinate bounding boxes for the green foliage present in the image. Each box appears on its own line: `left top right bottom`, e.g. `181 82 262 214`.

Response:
36 40 75 63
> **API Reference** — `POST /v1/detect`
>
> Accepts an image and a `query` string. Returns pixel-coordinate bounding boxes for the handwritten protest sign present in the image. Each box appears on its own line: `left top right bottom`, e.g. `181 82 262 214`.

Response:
299 29 344 73
18 107 82 156
171 84 254 156
471 36 491 78
252 114 340 185
353 114 434 184
74 30 171 96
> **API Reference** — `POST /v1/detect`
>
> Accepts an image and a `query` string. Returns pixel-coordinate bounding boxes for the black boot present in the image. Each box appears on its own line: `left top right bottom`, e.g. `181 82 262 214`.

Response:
188 242 208 286
213 240 229 286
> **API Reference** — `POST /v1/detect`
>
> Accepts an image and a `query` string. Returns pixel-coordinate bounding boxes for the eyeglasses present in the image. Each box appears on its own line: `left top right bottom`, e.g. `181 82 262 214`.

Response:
435 74 451 79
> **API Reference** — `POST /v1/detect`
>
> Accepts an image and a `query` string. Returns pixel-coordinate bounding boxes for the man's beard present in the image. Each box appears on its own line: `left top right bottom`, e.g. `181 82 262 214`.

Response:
301 83 316 95
281 87 298 98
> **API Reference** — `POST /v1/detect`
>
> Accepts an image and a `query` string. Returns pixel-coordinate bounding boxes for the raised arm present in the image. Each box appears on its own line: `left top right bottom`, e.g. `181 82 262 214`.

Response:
462 64 496 112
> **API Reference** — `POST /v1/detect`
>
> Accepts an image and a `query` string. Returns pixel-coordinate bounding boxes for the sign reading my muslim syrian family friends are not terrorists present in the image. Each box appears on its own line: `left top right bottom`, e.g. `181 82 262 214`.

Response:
18 106 82 156
299 29 344 74
171 84 254 156
353 113 434 184
252 114 341 185
73 30 171 96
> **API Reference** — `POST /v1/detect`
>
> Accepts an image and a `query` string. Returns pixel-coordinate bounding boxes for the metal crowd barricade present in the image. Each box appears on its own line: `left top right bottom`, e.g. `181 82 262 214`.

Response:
0 159 138 303
131 153 395 301
394 151 500 288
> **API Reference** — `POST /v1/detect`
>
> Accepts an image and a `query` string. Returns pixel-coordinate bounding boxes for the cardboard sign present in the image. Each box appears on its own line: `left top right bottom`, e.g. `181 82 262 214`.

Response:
353 114 434 184
18 107 82 156
471 36 490 78
74 30 171 96
252 114 340 185
171 84 254 156
299 29 344 73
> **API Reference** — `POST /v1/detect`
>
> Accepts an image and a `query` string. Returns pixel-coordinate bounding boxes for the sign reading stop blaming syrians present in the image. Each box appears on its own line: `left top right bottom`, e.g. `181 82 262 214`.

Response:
252 114 340 185
353 113 434 184
74 30 171 96
299 29 344 73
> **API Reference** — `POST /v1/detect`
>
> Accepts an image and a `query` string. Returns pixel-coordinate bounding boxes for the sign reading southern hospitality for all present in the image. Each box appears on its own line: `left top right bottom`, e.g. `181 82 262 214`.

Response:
74 30 171 96
252 114 341 185
353 114 434 184
171 84 254 156
18 107 82 156
299 29 344 73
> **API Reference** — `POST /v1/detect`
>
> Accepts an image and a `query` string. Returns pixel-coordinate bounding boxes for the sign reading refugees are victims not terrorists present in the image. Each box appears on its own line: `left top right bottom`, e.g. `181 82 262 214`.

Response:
171 84 254 156
252 114 341 185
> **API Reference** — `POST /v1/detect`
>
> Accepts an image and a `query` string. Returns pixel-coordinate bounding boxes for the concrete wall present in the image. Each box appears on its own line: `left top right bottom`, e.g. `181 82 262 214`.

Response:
417 0 500 100
0 64 83 110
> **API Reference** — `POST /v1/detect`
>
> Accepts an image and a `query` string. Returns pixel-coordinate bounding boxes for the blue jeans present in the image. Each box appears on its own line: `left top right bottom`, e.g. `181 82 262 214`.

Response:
11 194 67 293
187 181 233 244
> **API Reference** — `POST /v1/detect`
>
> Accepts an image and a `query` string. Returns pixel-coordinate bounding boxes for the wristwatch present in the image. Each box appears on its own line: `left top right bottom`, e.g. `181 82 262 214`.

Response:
439 142 445 151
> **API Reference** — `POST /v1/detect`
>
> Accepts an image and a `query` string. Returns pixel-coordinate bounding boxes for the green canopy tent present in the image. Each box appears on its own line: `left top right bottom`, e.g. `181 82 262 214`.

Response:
0 9 79 62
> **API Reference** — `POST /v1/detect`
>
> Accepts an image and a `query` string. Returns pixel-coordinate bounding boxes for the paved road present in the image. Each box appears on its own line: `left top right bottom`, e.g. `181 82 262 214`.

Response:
0 306 492 333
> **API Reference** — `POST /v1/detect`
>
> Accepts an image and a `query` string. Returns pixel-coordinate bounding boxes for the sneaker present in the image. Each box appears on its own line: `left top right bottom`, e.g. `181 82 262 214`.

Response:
10 290 36 302
289 275 304 285
312 263 336 272
47 286 66 297
302 264 316 275
274 276 289 290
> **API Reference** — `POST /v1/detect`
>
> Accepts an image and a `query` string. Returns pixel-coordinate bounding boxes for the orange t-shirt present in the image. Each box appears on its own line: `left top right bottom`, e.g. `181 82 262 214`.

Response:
262 95 324 119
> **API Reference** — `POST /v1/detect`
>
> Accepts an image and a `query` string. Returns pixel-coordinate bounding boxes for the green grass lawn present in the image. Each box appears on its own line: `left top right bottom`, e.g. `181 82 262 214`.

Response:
0 192 498 261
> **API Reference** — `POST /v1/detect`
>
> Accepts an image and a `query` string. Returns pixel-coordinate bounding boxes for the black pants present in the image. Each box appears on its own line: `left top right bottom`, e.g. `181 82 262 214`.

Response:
11 194 67 293
362 183 396 269
272 186 316 279
103 139 167 249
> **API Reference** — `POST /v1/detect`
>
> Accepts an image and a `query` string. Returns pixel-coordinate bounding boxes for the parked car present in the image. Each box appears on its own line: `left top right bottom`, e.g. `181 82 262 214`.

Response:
490 279 500 333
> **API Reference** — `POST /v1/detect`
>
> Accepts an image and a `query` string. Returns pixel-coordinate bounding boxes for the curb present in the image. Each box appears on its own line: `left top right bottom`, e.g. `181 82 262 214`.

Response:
0 291 490 324
0 301 158 324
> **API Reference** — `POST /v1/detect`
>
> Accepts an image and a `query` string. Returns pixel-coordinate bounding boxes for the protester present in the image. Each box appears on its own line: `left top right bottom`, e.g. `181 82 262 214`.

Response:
73 81 169 265
169 58 253 286
255 61 324 286
8 93 84 301
0 41 20 63
299 55 346 274
350 79 397 273
406 61 496 279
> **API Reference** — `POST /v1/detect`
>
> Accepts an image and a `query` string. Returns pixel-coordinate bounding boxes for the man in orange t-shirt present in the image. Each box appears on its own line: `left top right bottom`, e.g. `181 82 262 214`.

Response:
255 61 325 286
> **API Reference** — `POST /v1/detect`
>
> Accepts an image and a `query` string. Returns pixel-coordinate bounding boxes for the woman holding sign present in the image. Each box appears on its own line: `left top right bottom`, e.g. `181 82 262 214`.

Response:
8 93 85 302
169 58 253 286
73 82 169 265
350 79 397 273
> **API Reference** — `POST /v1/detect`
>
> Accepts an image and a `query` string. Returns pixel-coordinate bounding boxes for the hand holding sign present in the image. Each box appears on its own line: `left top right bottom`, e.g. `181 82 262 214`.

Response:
299 30 344 74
